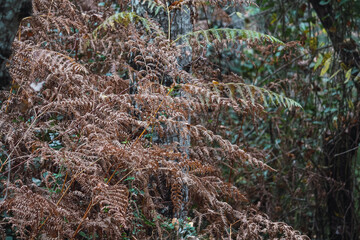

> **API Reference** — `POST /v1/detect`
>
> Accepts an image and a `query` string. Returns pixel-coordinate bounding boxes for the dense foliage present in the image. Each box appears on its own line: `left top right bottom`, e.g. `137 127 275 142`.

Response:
0 0 359 239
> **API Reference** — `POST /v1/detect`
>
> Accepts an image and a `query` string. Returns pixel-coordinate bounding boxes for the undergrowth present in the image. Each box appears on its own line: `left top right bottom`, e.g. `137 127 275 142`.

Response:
0 0 308 239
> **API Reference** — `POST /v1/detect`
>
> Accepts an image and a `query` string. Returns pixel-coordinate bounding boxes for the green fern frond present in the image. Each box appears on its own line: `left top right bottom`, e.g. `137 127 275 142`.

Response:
175 28 284 47
93 12 160 38
141 0 165 15
214 82 302 109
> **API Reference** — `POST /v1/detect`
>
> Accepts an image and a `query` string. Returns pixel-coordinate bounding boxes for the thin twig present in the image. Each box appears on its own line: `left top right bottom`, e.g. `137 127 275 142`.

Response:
72 198 95 239
334 146 359 157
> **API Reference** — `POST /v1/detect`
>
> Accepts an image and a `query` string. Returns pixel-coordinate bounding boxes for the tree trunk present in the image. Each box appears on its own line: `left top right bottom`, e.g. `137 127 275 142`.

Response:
309 0 359 69
323 123 359 240
133 0 192 221
309 1 360 239
0 0 32 89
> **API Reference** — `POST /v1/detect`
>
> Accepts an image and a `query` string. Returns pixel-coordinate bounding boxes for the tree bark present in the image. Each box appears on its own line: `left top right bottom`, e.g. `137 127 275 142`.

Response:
323 124 359 240
309 1 360 239
309 0 359 69
133 0 193 221
0 0 32 89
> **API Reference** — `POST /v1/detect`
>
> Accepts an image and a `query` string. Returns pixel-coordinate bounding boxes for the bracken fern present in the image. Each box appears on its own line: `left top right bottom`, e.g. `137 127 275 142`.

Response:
0 0 308 239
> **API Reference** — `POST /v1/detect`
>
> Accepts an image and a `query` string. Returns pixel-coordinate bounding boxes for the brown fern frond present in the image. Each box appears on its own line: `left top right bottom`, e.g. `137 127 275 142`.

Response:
170 171 183 214
0 0 308 238
0 184 80 239
92 182 129 228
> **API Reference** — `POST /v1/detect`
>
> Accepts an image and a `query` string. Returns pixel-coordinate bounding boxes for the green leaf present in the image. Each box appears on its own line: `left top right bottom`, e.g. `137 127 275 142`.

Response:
328 69 341 80
355 72 360 82
125 176 135 181
236 12 243 19
32 177 42 186
320 57 331 76
314 54 323 71
155 6 162 15
345 68 352 83
319 0 330 5
79 232 88 238
348 98 354 109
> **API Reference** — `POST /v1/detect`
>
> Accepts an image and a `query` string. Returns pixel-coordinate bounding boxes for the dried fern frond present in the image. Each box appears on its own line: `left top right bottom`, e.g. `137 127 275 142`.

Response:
33 0 80 21
143 0 257 9
175 28 284 48
92 183 129 228
20 14 85 37
12 41 88 76
34 49 88 75
156 117 275 170
0 184 80 239
196 0 257 7
0 0 309 238
178 83 259 115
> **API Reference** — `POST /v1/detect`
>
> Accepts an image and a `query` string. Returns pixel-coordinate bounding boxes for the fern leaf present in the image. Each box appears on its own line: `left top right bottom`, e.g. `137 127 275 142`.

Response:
175 28 284 48
141 0 165 15
213 82 302 109
245 85 255 106
93 12 160 38
32 48 88 75
201 30 211 44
